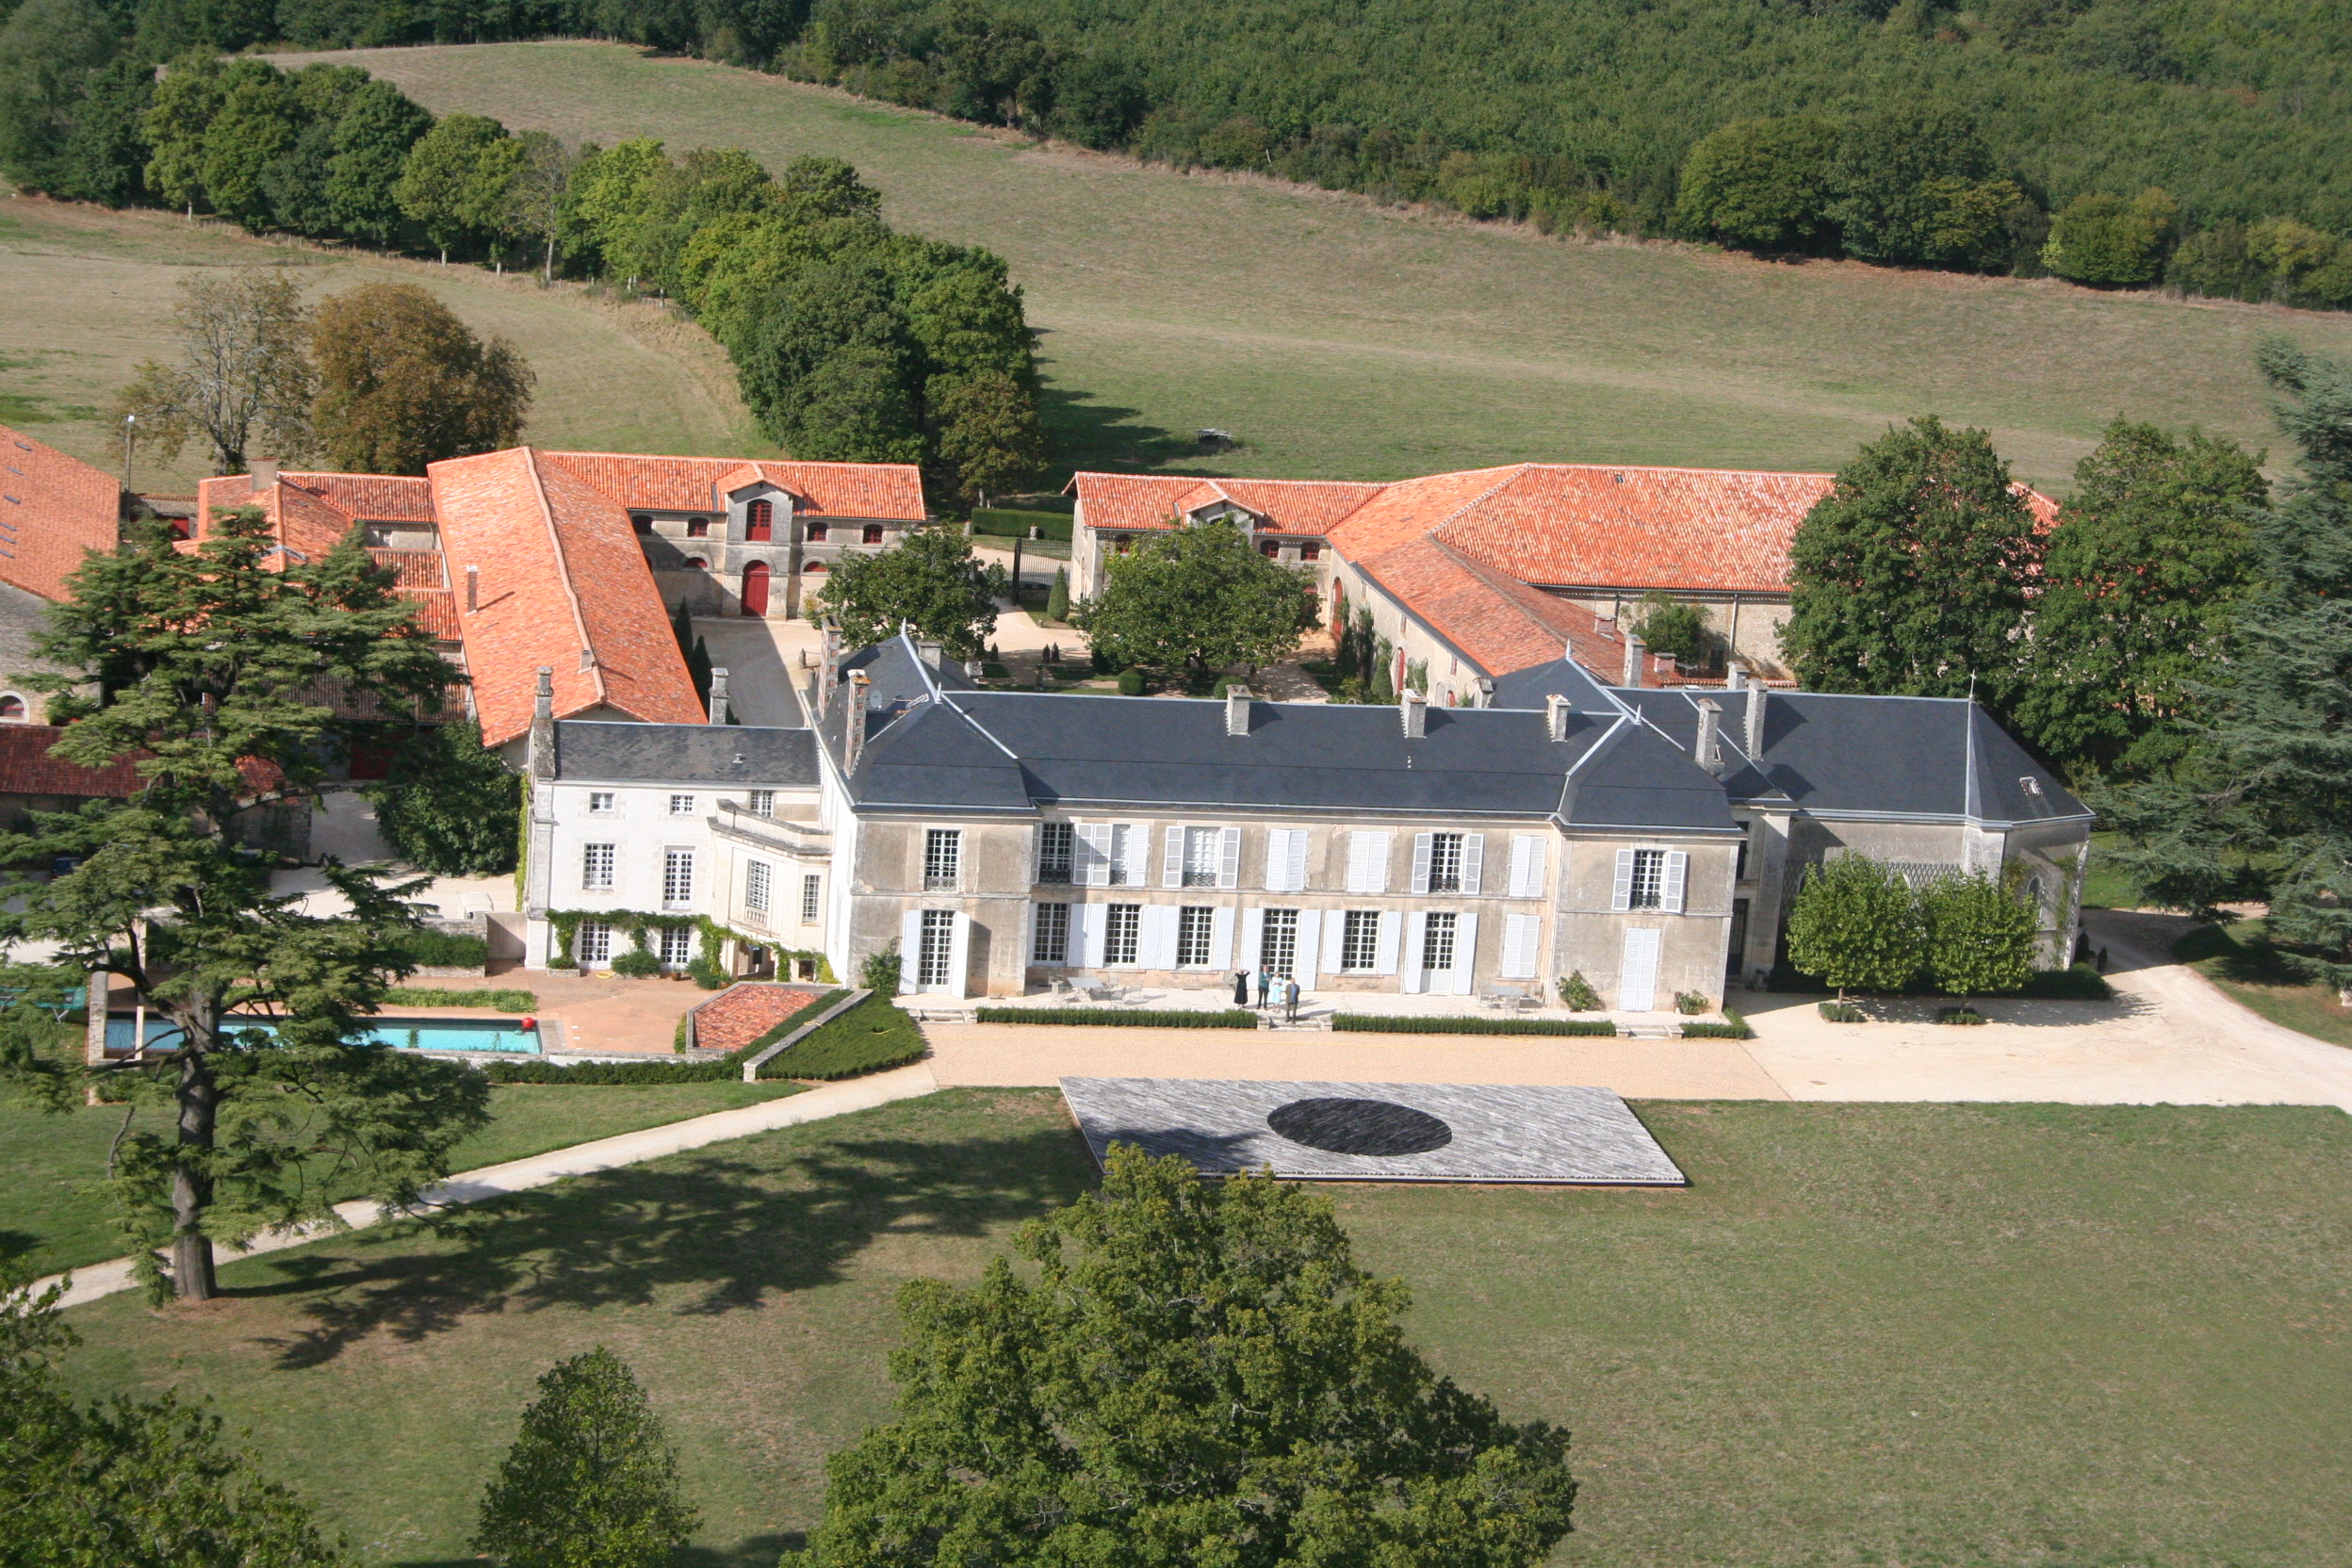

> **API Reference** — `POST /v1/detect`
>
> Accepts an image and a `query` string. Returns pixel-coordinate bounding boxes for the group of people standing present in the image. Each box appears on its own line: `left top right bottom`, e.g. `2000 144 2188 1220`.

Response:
1234 968 1302 1020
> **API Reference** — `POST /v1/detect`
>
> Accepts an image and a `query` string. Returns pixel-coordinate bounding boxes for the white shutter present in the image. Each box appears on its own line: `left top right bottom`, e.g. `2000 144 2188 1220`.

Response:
1373 910 1401 975
1450 911 1479 995
1162 825 1185 889
1610 847 1637 912
1034 825 1050 884
1411 832 1434 894
1501 912 1540 978
1141 905 1180 970
1296 909 1324 987
1076 825 1112 888
1620 927 1660 1011
1318 909 1345 975
1218 826 1241 890
1510 835 1546 899
1461 834 1484 895
1662 850 1689 913
1209 906 1235 970
1119 825 1151 888
1348 831 1392 894
1241 906 1265 971
896 910 922 995
946 912 972 999
1081 904 1108 968
1400 911 1429 993
1262 829 1294 891
1286 829 1310 892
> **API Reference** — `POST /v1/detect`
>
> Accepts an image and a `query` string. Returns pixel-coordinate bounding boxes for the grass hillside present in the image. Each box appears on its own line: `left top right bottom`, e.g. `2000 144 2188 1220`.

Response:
275 41 2352 493
0 192 766 494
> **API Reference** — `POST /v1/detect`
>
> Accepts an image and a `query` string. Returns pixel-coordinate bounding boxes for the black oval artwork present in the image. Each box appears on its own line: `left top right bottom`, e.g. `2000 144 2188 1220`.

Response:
1266 1098 1452 1157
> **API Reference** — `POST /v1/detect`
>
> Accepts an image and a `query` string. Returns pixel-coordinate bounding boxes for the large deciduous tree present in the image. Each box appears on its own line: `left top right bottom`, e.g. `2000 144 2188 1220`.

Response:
1918 872 2040 1002
1074 519 1316 677
1828 108 2019 270
1782 416 2039 707
2013 418 2267 778
1674 115 1839 252
110 268 316 474
395 110 510 263
309 282 533 474
368 718 522 876
326 76 433 245
0 509 489 1301
927 370 1048 507
474 1348 697 1568
1784 854 1925 999
793 1145 1577 1568
816 525 1004 661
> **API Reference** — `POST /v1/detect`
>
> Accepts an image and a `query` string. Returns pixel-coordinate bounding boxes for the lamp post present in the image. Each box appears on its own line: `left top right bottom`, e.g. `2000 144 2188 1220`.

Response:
121 413 137 493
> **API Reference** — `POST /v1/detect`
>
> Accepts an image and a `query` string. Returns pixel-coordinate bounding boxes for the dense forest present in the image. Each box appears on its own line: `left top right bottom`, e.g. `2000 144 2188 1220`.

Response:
7 0 2352 306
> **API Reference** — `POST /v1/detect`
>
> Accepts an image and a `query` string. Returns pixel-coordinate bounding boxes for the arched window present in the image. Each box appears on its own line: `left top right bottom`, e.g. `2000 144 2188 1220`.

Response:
862 524 884 545
803 561 829 575
741 561 771 616
683 556 708 570
0 694 24 721
744 499 774 542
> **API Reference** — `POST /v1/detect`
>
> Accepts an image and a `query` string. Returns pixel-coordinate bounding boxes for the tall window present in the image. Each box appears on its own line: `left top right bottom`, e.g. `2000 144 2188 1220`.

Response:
924 828 961 890
1340 909 1381 972
576 922 612 965
686 517 710 537
1176 906 1216 967
1104 904 1141 966
669 793 695 816
588 791 615 815
581 843 614 890
1428 832 1464 893
917 908 956 988
1629 849 1666 909
1300 542 1322 562
1259 908 1298 977
807 522 829 543
862 524 884 544
1032 902 1070 965
744 498 774 541
1421 911 1459 972
662 848 694 908
659 926 694 967
745 859 771 913
801 874 822 922
1107 824 1135 886
1182 826 1220 887
748 790 776 818
1037 822 1074 884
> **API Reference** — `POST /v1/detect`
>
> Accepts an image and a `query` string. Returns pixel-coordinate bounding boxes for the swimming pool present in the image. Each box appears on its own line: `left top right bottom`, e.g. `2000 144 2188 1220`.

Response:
105 1016 543 1054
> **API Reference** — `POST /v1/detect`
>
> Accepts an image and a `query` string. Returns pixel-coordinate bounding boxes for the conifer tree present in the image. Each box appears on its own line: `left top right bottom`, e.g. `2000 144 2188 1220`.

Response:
475 1348 697 1568
1044 564 1069 623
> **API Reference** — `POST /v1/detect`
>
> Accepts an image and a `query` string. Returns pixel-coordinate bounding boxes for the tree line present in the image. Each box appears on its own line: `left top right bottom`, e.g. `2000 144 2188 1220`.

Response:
0 8 1047 502
1777 339 2352 999
12 0 2352 310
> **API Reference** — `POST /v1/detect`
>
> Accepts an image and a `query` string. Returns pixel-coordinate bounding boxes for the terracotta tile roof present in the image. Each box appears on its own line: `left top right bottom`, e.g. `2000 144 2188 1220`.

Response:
0 726 141 797
539 451 927 520
431 448 704 747
0 423 121 602
689 983 827 1054
289 473 435 523
1355 537 1677 682
368 548 447 589
1071 472 1386 535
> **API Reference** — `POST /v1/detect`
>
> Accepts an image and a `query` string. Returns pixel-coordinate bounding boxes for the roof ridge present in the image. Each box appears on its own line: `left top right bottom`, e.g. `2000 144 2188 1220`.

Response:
1517 460 1842 482
520 448 607 710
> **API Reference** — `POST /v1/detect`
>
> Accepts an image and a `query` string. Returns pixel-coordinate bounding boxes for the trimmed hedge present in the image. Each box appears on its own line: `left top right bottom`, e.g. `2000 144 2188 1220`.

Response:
1682 1008 1753 1039
2017 965 2115 1000
391 987 536 1012
1331 1015 1618 1037
756 995 928 1080
399 929 489 968
974 1006 1258 1029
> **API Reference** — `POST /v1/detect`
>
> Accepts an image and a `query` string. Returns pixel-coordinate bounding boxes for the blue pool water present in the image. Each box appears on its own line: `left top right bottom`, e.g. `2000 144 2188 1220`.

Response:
106 1016 542 1054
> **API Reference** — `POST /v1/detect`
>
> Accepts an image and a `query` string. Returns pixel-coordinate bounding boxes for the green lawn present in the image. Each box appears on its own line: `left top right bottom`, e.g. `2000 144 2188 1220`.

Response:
0 1079 802 1277
270 41 2352 495
52 1090 2352 1566
2175 920 2352 1050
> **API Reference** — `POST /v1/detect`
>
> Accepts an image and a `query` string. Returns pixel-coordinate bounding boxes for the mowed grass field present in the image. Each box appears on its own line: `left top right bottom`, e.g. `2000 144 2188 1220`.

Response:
54 1088 2352 1566
282 41 2352 491
0 193 767 494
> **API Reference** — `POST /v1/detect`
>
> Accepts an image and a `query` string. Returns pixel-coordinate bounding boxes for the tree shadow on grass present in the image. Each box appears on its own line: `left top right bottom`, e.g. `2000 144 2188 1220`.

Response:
677 1532 804 1567
1035 376 1200 478
241 1123 1090 1369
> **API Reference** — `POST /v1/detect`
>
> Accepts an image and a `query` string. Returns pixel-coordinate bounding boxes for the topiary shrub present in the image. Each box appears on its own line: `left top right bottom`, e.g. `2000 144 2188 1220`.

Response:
610 948 662 978
1935 1005 1987 1025
859 943 902 995
1117 667 1146 695
1818 1000 1866 1022
1557 972 1603 1011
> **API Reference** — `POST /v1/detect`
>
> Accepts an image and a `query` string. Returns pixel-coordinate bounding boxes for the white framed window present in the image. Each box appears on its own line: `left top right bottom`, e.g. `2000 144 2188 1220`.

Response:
1104 904 1141 966
748 790 776 818
1181 826 1221 887
745 859 771 913
1259 907 1298 977
1108 824 1138 886
1629 848 1665 908
587 791 616 814
1032 902 1070 965
1427 833 1463 893
658 925 694 967
669 793 696 816
1421 910 1459 972
581 842 614 890
1340 909 1382 972
801 874 822 923
576 921 612 965
1037 822 1074 884
917 908 956 988
1176 906 1216 967
662 847 694 908
923 828 961 890
1610 846 1688 913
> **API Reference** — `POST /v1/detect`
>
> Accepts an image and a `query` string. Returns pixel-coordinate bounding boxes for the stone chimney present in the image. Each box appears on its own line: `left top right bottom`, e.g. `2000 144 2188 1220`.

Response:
709 666 729 727
841 669 871 774
1725 659 1748 693
527 667 556 782
1545 692 1573 743
1623 633 1646 689
1474 675 1494 708
817 624 841 716
1694 697 1724 776
1745 679 1768 757
1400 687 1427 739
1225 684 1253 736
465 564 479 614
248 459 277 493
915 638 942 669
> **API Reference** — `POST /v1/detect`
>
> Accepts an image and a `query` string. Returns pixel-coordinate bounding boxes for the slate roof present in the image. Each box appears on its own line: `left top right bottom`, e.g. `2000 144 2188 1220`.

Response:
552 721 820 786
0 423 120 602
841 630 977 715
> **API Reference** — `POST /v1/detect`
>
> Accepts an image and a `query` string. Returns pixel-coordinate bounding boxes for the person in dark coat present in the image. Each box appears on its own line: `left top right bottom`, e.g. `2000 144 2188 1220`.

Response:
1233 969 1250 1005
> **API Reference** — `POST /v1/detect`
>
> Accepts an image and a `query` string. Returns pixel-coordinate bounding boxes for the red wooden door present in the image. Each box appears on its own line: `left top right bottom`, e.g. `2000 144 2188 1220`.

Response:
741 561 771 616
